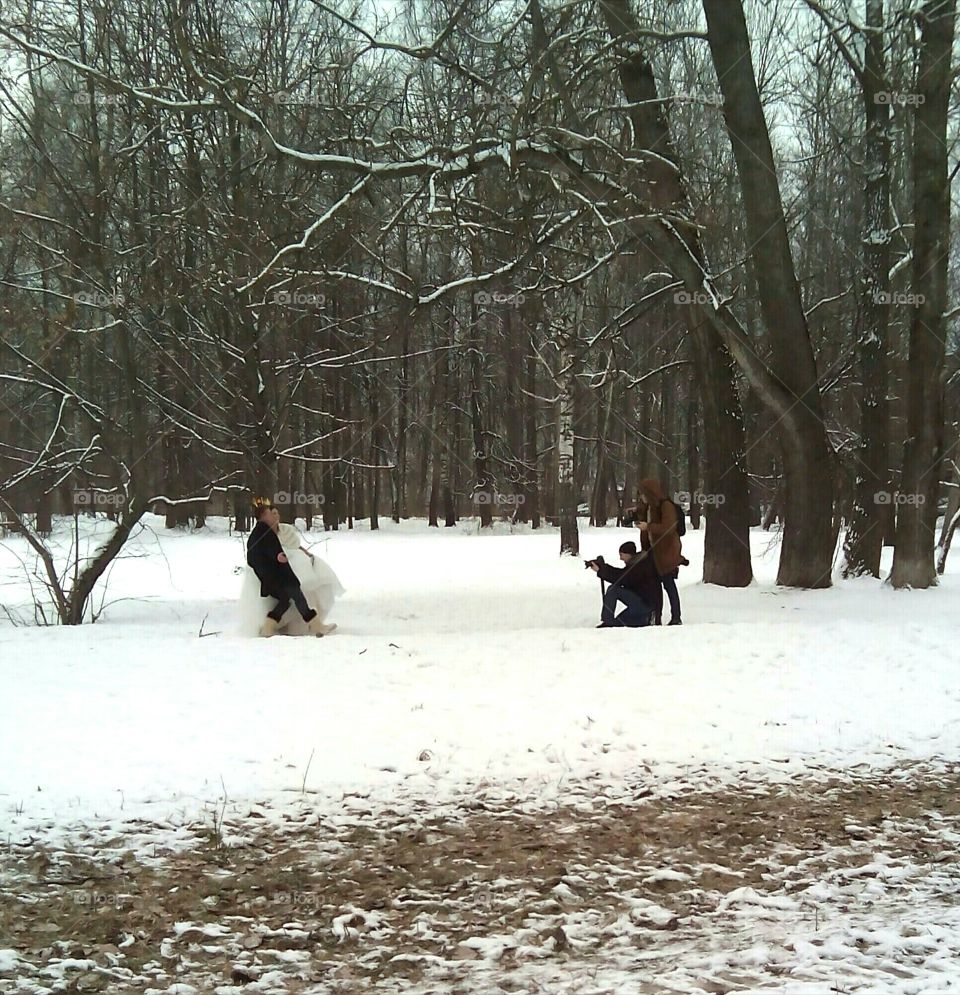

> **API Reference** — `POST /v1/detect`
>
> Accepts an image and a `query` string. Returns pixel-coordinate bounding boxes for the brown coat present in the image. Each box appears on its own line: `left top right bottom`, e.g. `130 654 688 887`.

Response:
637 478 683 575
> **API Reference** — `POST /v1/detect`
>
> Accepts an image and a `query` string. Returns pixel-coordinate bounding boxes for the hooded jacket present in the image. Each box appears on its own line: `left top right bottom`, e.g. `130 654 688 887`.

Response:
638 478 684 575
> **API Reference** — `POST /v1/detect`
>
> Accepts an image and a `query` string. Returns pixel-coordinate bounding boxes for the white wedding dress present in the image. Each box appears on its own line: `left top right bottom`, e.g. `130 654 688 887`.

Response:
238 523 344 637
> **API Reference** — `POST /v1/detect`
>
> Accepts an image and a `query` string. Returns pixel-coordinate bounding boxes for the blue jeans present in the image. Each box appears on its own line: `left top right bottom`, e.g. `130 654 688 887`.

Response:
601 584 652 627
660 571 681 622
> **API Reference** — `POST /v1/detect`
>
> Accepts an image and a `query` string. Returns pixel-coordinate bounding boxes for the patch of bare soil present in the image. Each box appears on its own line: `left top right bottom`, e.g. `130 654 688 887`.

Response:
3 765 960 993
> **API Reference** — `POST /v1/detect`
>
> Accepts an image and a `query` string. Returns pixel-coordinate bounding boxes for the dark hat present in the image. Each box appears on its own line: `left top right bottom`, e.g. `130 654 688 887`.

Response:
619 540 637 555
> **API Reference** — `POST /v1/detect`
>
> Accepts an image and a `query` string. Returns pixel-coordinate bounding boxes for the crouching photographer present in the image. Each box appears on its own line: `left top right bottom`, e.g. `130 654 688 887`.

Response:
585 541 660 628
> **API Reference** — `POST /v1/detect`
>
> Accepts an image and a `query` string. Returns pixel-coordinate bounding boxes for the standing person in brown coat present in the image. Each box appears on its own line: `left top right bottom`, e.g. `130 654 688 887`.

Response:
635 478 687 625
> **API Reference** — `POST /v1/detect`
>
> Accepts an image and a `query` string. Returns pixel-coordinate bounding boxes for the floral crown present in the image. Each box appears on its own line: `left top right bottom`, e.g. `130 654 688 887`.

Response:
252 495 275 510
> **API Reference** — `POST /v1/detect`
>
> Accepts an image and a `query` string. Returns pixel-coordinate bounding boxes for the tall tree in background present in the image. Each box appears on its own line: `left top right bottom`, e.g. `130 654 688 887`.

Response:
703 0 836 588
891 0 956 588
837 0 894 578
600 0 753 587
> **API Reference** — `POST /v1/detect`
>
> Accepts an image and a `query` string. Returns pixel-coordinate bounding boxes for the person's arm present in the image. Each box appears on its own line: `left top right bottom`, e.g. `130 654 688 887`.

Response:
250 525 286 571
279 522 316 560
646 500 677 540
595 561 626 585
247 527 276 575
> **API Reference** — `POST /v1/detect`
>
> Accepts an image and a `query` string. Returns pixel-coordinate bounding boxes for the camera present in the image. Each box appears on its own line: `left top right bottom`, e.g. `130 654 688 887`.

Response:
584 554 605 569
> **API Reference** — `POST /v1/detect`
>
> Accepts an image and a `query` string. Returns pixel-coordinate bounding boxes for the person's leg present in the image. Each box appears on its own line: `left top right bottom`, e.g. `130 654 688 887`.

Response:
653 580 664 625
661 571 681 623
600 585 619 624
286 584 317 623
267 590 292 623
286 582 338 635
613 587 652 627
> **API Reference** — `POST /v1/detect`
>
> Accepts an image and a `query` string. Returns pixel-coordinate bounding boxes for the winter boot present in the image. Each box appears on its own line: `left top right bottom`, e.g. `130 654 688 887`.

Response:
259 617 280 638
309 617 337 637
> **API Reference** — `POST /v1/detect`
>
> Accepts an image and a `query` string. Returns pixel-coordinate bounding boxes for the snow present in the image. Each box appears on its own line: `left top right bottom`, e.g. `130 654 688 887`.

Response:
1 515 958 838
3 515 960 992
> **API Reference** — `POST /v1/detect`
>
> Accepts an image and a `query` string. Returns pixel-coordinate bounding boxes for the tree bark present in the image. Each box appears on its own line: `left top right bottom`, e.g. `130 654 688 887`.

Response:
843 0 893 578
891 0 956 588
702 0 835 588
599 0 753 586
557 341 579 555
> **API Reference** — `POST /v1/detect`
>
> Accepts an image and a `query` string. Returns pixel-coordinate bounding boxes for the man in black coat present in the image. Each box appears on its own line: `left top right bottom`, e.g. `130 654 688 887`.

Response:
586 541 658 628
246 499 333 637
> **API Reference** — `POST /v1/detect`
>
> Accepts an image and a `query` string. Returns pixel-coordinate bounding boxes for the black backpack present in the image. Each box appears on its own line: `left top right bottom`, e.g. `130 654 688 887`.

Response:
665 498 686 537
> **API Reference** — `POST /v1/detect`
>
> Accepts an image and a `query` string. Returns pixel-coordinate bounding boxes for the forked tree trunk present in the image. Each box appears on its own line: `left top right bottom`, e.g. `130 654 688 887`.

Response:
599 0 753 587
703 0 835 588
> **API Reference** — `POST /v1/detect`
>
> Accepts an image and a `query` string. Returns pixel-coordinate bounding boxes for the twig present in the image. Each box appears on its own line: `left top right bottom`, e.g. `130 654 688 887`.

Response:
198 613 221 638
301 748 316 794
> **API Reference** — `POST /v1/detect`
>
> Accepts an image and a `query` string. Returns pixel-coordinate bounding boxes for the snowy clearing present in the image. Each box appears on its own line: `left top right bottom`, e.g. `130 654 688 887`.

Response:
2 517 960 993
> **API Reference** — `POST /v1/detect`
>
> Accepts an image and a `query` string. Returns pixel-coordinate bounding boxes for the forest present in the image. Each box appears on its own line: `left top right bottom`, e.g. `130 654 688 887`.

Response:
0 0 957 625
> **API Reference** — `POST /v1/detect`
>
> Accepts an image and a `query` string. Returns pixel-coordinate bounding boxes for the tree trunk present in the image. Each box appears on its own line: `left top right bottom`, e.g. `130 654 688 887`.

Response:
557 342 579 555
936 457 960 573
702 0 835 588
65 501 146 624
843 0 893 579
599 0 752 586
525 343 541 528
393 322 411 522
590 377 614 527
891 0 956 588
469 284 493 526
687 387 701 530
369 373 381 531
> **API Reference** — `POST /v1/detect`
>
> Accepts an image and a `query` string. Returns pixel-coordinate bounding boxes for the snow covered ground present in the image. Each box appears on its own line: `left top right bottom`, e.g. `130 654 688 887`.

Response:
2 515 960 993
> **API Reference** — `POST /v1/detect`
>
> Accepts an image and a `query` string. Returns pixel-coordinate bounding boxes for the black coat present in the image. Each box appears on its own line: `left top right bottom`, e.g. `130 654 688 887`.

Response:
596 553 661 608
246 521 299 598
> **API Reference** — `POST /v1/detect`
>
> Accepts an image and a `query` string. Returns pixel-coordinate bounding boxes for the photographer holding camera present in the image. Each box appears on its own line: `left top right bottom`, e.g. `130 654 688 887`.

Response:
626 479 689 625
586 541 660 628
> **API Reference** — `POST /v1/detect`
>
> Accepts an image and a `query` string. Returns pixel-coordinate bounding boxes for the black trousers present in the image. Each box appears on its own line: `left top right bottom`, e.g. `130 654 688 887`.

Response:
660 571 681 622
267 583 317 624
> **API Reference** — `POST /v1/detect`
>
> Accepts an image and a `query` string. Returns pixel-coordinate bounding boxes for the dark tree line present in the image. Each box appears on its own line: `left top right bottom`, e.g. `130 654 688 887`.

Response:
0 0 957 621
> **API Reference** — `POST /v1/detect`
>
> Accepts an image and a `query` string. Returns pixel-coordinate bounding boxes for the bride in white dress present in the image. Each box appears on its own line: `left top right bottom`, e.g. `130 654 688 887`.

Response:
239 522 344 637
